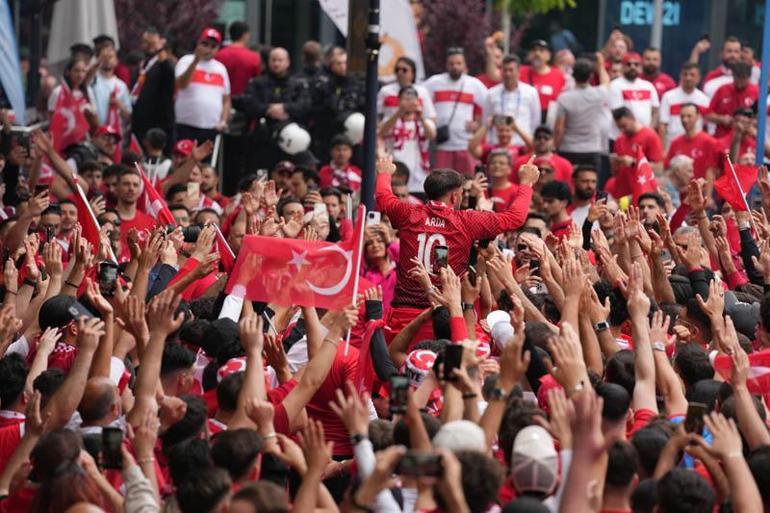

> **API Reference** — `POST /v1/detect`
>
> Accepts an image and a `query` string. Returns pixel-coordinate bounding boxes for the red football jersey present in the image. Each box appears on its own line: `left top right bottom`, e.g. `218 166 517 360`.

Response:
375 173 532 308
666 131 720 179
612 127 664 198
519 65 565 111
640 71 677 99
709 82 759 138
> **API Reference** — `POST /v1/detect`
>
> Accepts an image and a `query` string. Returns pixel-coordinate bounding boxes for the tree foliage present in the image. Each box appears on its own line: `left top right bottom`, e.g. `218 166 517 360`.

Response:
421 0 492 76
114 0 222 55
495 0 577 15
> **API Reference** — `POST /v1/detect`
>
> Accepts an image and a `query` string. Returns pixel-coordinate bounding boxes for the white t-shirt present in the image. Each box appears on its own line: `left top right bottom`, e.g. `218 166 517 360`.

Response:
90 72 132 126
377 82 437 121
484 81 541 146
174 55 230 129
423 73 488 151
659 86 710 144
383 118 435 193
608 76 659 139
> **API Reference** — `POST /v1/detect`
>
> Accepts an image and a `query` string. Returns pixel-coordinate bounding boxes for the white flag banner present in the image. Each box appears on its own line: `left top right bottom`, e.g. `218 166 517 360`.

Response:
46 0 119 64
318 0 425 82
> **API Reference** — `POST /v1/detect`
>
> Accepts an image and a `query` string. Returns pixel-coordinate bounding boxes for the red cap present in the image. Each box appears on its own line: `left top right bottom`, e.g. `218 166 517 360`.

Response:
173 139 194 156
199 27 222 44
622 51 642 64
94 125 121 141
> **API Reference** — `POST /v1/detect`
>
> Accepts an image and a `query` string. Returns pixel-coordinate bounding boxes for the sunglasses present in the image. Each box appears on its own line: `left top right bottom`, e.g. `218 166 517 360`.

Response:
626 61 641 67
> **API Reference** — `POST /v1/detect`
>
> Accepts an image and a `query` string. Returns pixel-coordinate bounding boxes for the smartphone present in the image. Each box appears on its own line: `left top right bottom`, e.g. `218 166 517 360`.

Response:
684 402 707 434
432 245 448 274
596 191 608 202
389 375 410 415
366 211 381 227
443 344 464 381
395 451 443 477
187 182 200 198
67 301 95 321
45 225 55 243
314 202 328 217
98 261 119 298
101 427 123 469
529 259 540 275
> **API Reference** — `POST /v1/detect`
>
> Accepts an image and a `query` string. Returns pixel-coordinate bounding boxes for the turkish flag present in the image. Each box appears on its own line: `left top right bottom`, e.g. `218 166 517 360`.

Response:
631 146 658 204
49 83 90 153
713 161 756 212
134 163 176 226
226 206 366 309
128 134 144 159
214 224 235 273
72 184 102 254
713 349 770 395
106 87 123 163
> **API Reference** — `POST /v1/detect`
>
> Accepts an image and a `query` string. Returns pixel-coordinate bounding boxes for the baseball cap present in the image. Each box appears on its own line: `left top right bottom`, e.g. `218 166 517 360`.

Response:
94 125 121 141
502 498 550 513
530 39 549 50
198 27 222 44
511 425 558 495
490 321 515 350
534 125 553 138
433 420 486 452
622 51 642 63
173 139 194 157
39 295 95 331
405 349 437 387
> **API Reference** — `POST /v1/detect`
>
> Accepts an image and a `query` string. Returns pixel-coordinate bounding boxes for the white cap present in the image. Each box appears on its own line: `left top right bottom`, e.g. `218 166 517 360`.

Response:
486 310 511 331
491 321 515 350
433 420 486 452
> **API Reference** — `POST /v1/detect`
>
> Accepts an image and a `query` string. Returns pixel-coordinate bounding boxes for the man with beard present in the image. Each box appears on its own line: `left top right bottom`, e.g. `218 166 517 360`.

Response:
640 48 675 100
131 26 175 149
666 103 719 182
200 164 228 208
116 167 156 261
235 47 311 170
91 125 121 166
424 48 488 175
569 165 598 227
90 45 131 128
520 40 566 122
609 52 659 140
692 36 758 98
658 62 709 147
637 193 665 224
512 126 572 185
707 62 758 138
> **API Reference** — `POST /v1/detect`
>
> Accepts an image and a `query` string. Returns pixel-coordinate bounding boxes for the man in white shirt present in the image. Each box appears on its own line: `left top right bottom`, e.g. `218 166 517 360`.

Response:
377 55 436 123
90 45 131 128
175 27 231 144
608 52 659 139
485 54 541 146
658 62 709 148
424 47 488 175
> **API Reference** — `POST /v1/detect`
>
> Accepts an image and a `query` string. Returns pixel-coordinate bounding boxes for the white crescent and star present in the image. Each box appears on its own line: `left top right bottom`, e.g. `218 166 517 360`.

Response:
288 247 353 296
61 108 75 136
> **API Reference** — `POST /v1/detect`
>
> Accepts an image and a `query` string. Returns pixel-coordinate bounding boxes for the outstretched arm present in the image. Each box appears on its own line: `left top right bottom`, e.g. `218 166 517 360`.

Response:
374 156 412 227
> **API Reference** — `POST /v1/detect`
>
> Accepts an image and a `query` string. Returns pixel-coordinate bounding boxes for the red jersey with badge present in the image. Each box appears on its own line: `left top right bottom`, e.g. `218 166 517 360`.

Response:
490 183 522 212
709 82 759 138
118 210 157 262
519 65 566 112
666 131 720 179
612 127 664 198
641 71 677 99
376 173 532 308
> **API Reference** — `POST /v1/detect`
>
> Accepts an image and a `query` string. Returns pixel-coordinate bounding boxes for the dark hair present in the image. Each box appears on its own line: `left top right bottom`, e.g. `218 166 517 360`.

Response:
396 56 417 78
678 102 700 116
229 21 249 41
368 419 394 451
760 292 770 331
217 371 244 412
320 187 342 200
723 36 741 48
674 343 714 389
502 497 550 513
161 342 196 378
103 163 128 179
0 354 28 408
277 196 303 219
166 183 188 202
161 395 209 451
447 47 465 57
498 398 547 466
572 58 594 83
502 54 521 66
117 166 142 181
731 61 752 79
605 441 639 488
748 445 770 507
669 275 693 305
233 481 290 513
572 164 598 179
211 428 263 481
595 281 629 327
604 350 636 396
612 106 634 121
631 426 670 478
79 160 103 175
176 465 233 513
638 192 664 209
681 61 700 72
424 169 464 200
330 134 354 149
540 181 572 203
168 203 191 215
33 368 65 404
656 469 714 513
686 379 721 412
393 413 440 447
62 57 91 100
144 128 167 150
453 450 504 513
596 382 631 422
168 438 213 485
631 478 659 513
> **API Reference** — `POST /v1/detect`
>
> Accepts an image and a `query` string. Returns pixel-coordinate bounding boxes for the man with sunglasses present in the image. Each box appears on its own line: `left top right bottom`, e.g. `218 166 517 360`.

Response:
174 28 231 144
608 52 660 140
377 56 435 123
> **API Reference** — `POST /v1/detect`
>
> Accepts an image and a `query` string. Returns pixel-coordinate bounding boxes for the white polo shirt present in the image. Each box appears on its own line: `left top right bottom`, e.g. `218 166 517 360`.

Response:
608 76 659 139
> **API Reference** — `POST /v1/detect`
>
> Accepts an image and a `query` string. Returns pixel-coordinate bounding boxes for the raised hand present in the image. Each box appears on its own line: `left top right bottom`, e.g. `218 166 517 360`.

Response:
146 290 184 336
518 154 540 187
624 262 649 317
649 309 671 346
191 140 214 162
239 313 265 354
76 317 107 352
376 155 397 175
83 277 113 316
695 279 725 321
328 381 370 436
299 420 334 473
702 412 743 461
190 225 217 261
547 322 588 392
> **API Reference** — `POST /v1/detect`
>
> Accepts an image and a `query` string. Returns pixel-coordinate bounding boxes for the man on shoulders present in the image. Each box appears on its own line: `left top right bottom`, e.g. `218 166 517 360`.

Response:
658 62 709 147
216 21 261 96
707 62 758 139
608 107 663 198
115 166 156 261
609 52 659 139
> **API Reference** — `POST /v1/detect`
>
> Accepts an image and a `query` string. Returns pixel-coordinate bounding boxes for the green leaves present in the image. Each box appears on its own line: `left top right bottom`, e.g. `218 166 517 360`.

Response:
495 0 577 15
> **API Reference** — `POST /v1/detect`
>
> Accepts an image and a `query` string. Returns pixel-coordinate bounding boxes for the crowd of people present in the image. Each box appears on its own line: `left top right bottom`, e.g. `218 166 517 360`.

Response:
1 7 770 513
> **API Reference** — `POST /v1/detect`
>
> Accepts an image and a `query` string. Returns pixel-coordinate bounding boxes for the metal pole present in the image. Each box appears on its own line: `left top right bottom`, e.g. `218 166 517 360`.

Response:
27 0 43 106
650 0 663 49
265 0 273 46
756 0 770 166
596 0 607 52
360 0 380 211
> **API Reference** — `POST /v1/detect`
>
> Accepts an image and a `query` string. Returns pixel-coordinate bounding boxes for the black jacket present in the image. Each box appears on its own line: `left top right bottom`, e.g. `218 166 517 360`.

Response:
234 71 311 125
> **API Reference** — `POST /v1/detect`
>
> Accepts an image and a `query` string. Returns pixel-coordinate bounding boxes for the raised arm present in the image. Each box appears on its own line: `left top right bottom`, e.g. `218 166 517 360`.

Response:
627 262 658 414
374 156 412 227
228 313 266 429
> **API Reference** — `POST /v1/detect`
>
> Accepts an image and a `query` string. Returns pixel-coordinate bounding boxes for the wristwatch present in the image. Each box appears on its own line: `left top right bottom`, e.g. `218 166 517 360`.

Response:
652 341 667 352
462 303 475 311
488 387 509 401
350 433 368 446
593 320 610 333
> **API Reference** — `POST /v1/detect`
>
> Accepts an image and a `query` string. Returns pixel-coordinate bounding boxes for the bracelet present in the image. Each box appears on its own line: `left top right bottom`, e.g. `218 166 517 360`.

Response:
462 393 478 400
263 432 278 440
64 280 80 289
136 457 155 464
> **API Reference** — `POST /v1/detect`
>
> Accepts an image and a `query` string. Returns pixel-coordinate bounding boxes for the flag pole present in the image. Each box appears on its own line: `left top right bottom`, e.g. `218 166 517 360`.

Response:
344 205 367 356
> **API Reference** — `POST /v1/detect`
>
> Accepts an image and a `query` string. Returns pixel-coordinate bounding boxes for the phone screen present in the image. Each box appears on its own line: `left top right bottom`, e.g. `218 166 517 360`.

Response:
101 427 123 469
432 245 448 274
443 344 463 381
98 262 119 298
389 375 410 414
684 402 707 434
366 211 381 227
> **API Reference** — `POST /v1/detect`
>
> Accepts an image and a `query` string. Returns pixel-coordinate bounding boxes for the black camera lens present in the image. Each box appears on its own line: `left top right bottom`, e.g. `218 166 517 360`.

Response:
182 225 202 243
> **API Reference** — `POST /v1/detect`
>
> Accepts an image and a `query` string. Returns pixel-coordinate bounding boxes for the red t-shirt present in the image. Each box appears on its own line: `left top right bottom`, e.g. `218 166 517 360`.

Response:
716 133 757 161
666 131 720 179
627 408 657 438
512 153 573 184
709 82 759 138
641 71 677 99
519 65 566 111
305 345 359 456
611 127 664 198
118 209 157 261
490 183 522 212
215 45 262 96
475 73 500 89
0 415 24 475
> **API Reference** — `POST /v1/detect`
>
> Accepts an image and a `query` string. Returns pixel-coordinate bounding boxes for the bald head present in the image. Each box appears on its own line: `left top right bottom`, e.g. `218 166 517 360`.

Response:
269 47 290 76
65 502 106 513
78 377 119 425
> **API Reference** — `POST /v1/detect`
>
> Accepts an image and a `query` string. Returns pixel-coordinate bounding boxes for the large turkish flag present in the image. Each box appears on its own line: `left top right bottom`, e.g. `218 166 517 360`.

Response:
226 206 365 309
